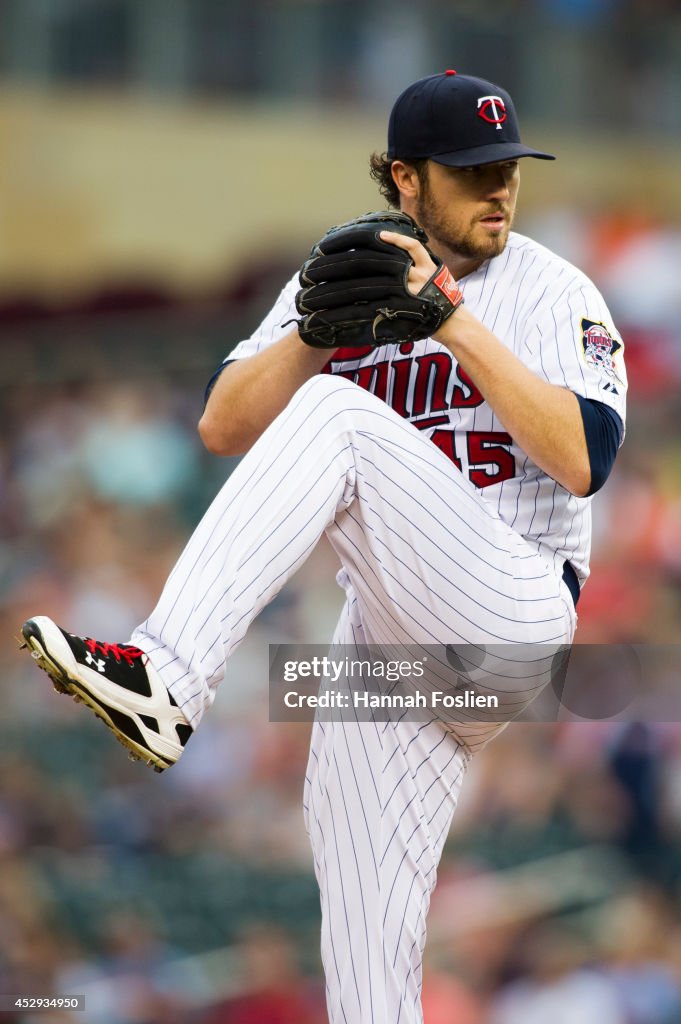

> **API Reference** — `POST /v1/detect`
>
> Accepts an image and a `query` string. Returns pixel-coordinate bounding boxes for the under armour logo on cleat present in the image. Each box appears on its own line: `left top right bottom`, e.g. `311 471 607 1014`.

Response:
85 651 106 673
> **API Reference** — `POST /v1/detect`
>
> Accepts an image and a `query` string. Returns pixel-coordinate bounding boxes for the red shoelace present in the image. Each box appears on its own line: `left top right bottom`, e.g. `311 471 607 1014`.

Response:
85 638 145 667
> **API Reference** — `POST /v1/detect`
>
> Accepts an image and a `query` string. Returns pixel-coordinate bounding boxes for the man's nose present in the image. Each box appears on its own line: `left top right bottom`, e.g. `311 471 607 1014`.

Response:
486 168 511 200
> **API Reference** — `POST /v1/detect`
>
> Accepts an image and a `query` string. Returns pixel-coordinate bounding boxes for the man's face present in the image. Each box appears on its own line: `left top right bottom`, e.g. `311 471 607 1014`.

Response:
414 159 520 264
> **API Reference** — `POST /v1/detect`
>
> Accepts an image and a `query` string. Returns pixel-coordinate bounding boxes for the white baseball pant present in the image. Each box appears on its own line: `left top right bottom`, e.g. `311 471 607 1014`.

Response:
132 373 575 1023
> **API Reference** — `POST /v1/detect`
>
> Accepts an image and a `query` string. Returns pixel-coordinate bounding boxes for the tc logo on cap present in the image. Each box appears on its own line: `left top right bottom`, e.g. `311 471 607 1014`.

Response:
477 95 507 130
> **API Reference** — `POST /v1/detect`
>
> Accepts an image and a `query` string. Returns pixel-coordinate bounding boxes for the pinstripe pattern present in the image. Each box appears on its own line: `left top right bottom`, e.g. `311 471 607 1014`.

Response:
303 600 468 1024
133 374 575 721
228 232 627 587
131 372 576 1023
126 230 626 1023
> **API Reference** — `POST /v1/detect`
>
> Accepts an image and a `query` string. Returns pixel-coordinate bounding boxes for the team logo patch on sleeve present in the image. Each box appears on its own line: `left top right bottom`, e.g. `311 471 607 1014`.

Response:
580 319 623 392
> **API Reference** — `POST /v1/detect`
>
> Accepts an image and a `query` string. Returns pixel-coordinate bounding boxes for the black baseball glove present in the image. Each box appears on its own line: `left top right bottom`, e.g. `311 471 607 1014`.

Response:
294 210 464 349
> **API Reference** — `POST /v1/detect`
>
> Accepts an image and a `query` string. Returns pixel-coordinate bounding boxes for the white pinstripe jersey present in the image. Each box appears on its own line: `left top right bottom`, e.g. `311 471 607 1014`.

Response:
227 232 627 589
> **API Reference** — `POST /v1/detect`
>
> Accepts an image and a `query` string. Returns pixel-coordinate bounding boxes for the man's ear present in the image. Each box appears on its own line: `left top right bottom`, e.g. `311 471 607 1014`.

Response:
390 160 424 201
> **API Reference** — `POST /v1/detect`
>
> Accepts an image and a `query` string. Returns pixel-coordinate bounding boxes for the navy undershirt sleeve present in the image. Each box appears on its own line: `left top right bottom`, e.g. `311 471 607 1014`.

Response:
574 393 623 496
203 359 234 408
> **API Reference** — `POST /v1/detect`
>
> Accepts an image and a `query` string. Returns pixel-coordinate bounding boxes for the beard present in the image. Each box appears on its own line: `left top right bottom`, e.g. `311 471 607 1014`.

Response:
415 183 514 263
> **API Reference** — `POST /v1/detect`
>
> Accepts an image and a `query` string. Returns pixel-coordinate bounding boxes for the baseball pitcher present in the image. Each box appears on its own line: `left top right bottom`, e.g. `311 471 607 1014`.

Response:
21 71 626 1023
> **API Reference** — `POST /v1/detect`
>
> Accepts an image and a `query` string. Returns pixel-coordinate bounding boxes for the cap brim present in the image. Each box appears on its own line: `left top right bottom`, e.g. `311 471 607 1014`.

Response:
430 143 555 166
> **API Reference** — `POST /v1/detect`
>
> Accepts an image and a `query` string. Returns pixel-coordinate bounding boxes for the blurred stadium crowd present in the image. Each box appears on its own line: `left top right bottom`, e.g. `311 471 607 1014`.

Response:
2 0 680 137
1 195 680 1023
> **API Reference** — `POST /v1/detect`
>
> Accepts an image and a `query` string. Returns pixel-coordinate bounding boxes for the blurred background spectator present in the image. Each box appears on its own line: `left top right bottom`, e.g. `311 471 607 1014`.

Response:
1 1 680 1021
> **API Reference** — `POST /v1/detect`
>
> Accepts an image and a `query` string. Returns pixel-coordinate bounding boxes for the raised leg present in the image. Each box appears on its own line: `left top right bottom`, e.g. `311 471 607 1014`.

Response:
132 374 574 728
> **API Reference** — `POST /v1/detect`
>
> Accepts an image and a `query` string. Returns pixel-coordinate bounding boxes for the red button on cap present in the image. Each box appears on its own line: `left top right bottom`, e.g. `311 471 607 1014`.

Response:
445 69 457 75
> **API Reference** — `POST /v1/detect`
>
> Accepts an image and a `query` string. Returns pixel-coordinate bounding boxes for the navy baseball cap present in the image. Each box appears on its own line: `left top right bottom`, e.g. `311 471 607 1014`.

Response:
387 70 555 167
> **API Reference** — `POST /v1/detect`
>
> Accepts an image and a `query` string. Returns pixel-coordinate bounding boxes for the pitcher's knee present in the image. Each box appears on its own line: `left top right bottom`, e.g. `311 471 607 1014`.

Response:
291 373 395 425
294 373 359 405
